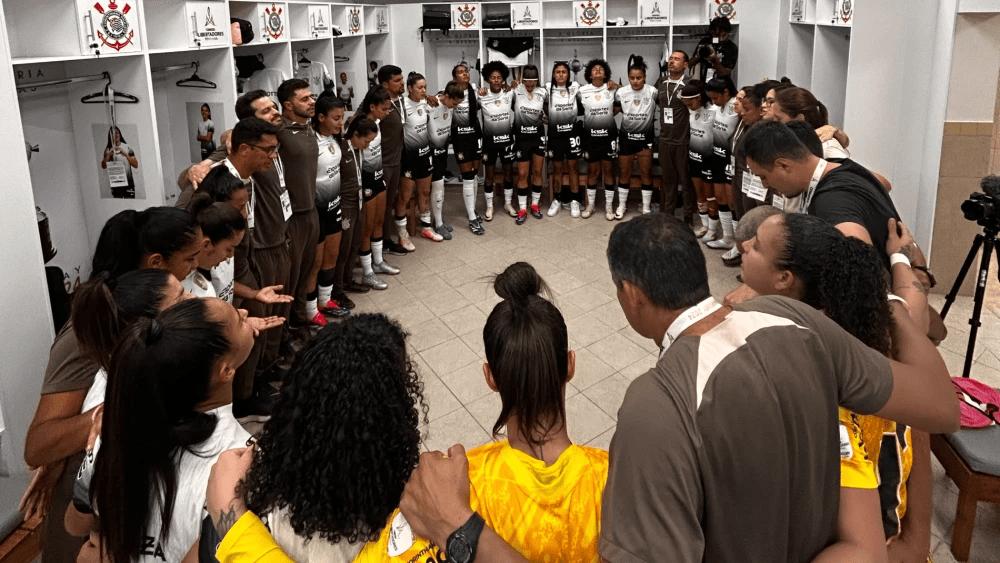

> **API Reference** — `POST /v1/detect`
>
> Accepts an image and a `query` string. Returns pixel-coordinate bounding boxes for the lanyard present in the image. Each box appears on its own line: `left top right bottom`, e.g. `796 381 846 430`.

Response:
393 96 405 124
660 297 722 357
349 146 362 180
664 77 684 107
802 158 829 212
223 159 254 227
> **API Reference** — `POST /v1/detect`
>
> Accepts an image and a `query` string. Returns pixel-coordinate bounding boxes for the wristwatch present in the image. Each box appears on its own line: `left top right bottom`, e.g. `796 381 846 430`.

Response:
445 512 485 563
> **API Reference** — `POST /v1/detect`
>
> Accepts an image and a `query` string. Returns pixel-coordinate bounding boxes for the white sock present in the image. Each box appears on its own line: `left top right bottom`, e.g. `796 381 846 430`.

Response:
372 239 384 265
699 213 710 229
719 211 734 240
420 211 432 227
462 178 477 221
531 190 541 206
318 283 332 305
395 217 408 240
504 187 513 205
586 188 597 207
484 190 494 209
618 187 629 206
306 298 318 319
641 189 653 209
708 217 720 234
361 253 374 276
431 179 445 227
518 195 528 210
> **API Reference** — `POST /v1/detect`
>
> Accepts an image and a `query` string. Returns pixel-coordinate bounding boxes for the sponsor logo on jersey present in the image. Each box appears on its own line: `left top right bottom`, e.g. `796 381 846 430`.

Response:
94 1 135 51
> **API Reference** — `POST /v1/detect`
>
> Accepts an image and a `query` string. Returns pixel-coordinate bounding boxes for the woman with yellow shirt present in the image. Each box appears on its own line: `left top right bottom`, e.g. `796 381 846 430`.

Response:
358 261 608 562
740 212 931 561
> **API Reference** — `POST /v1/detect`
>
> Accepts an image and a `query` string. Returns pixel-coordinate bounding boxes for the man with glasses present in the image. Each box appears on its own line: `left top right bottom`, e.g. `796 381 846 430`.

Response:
276 78 320 341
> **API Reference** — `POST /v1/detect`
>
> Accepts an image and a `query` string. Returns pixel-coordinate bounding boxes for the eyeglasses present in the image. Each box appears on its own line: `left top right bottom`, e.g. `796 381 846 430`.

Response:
249 143 280 156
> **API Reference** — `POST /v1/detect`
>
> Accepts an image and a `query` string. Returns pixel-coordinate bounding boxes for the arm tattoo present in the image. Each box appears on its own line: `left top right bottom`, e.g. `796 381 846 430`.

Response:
213 506 240 538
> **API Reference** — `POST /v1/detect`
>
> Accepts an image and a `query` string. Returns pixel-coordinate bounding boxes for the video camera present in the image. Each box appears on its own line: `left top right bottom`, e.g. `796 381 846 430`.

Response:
961 175 1000 230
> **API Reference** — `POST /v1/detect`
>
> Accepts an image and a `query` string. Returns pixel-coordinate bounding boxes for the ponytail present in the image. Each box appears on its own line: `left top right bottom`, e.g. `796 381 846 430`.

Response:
72 269 174 370
484 262 568 454
92 298 230 562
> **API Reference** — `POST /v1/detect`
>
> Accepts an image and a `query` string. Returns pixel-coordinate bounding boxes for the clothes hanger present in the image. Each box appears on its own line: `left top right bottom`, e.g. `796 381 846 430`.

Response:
176 62 217 89
80 73 139 104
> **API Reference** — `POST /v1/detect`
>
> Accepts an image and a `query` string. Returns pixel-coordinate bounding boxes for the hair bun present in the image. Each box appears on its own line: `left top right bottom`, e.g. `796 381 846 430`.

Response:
493 262 546 302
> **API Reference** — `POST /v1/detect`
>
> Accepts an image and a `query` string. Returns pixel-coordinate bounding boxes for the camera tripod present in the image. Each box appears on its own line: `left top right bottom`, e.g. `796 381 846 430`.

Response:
940 224 1000 378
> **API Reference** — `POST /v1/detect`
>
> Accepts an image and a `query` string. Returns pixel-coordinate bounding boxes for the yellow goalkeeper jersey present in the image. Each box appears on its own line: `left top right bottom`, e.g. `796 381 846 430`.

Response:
356 440 609 563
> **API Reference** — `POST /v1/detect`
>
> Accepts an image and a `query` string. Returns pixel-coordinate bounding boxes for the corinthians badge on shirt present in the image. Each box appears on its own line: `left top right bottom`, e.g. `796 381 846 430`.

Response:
93 1 135 51
577 0 601 26
455 3 477 29
264 3 284 40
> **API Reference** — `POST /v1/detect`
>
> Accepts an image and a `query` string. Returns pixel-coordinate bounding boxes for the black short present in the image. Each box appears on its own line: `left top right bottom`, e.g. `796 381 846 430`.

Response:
317 199 343 239
618 131 654 156
361 170 386 202
710 151 733 184
452 132 482 164
583 134 617 162
402 146 433 180
688 153 713 182
547 129 582 161
483 137 515 165
431 147 449 181
515 134 545 162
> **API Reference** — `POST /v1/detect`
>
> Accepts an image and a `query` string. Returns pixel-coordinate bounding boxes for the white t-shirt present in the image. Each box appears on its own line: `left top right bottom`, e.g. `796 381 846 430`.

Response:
246 68 289 105
81 369 107 413
212 258 235 303
76 405 249 562
182 269 218 299
294 61 331 96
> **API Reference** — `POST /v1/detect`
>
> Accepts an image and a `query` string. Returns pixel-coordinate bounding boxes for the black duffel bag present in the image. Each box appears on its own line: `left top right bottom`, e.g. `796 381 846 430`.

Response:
483 13 511 29
421 5 451 40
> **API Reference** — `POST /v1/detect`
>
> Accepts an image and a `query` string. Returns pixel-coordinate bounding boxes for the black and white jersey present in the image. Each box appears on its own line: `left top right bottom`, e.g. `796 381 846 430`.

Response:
578 83 616 138
615 84 658 141
451 89 476 134
479 89 515 144
429 103 453 149
689 105 717 162
362 121 384 179
513 84 547 136
315 134 342 210
712 97 740 158
402 96 431 150
546 82 581 135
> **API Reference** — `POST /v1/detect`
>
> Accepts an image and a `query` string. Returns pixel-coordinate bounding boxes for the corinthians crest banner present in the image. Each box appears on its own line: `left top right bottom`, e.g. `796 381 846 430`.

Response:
574 1 603 27
708 0 738 24
345 5 364 35
78 0 141 55
452 3 480 30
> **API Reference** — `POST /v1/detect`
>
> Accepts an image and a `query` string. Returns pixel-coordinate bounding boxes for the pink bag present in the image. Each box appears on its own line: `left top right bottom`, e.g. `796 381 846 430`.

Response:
953 377 1000 428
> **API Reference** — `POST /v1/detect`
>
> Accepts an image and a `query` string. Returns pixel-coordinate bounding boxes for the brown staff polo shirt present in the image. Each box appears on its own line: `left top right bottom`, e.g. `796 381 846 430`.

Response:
601 296 893 562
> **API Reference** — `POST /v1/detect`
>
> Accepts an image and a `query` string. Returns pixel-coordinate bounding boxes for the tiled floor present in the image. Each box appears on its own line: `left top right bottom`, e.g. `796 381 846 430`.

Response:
343 196 1000 562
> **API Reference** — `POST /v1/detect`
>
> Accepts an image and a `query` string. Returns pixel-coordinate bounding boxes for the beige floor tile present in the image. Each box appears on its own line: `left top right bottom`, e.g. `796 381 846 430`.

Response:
459 329 487 360
582 372 633 421
421 372 463 422
423 407 493 452
619 326 661 354
546 270 587 296
465 392 504 434
389 301 436 329
587 331 650 371
587 427 616 450
566 313 615 348
571 346 617 391
565 393 616 444
561 283 614 312
420 337 480 375
406 275 453 302
439 360 491 404
407 318 456 352
619 355 658 381
440 304 490 337
421 285 473 316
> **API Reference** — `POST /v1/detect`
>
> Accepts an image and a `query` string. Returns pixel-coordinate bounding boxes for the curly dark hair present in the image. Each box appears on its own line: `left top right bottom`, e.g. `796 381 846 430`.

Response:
584 58 612 85
242 313 428 543
777 213 892 356
482 60 510 82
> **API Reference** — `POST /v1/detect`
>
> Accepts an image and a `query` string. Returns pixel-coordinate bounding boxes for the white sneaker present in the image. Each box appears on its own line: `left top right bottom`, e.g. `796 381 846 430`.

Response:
399 233 416 252
484 205 494 221
605 206 615 221
363 272 388 290
420 227 444 242
642 206 652 215
570 200 581 218
721 246 741 260
547 200 561 216
504 202 517 217
706 238 734 249
700 230 717 243
692 225 708 238
581 203 594 219
615 201 627 220
373 260 400 275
